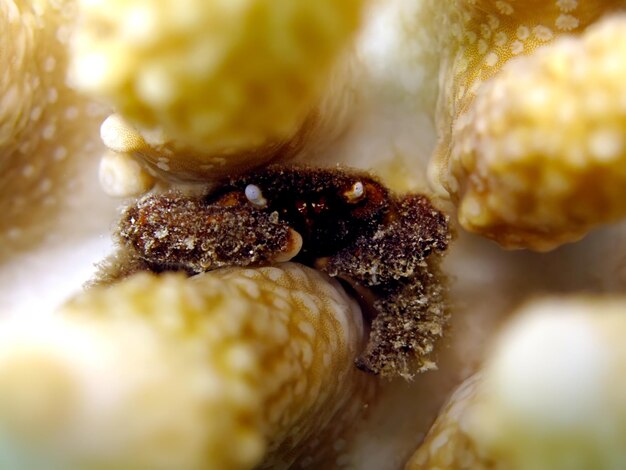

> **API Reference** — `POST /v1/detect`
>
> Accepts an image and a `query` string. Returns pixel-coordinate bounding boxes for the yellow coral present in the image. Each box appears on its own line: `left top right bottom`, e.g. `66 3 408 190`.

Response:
0 265 371 469
405 373 491 469
408 297 626 469
429 1 626 250
71 0 365 182
0 0 107 257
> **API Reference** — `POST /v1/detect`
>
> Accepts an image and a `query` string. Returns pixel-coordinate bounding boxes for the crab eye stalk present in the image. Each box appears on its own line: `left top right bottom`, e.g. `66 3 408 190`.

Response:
245 184 268 208
343 181 365 203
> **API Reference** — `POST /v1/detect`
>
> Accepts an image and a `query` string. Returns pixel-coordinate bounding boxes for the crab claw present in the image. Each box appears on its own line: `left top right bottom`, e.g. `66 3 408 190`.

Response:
273 229 303 263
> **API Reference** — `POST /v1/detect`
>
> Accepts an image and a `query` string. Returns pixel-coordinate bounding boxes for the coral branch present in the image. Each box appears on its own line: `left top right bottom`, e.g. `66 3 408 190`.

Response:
0 265 373 468
0 0 107 257
70 0 365 184
430 1 626 250
408 296 626 469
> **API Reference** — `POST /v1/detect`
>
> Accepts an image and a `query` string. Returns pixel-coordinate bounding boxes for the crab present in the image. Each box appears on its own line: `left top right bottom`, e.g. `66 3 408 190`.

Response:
116 165 451 378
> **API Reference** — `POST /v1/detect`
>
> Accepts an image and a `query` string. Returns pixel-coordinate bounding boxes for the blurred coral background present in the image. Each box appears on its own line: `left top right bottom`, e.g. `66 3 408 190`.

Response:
2 0 626 468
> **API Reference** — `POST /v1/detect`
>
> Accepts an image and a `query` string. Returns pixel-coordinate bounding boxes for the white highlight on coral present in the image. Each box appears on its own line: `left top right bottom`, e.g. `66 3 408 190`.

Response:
100 114 146 153
99 151 155 197
485 303 608 431
588 129 624 162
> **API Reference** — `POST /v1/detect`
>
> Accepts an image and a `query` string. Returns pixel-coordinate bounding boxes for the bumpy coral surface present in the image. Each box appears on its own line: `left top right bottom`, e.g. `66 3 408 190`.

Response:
408 297 626 469
0 0 108 258
71 0 365 182
10 0 626 468
0 265 373 469
429 1 626 250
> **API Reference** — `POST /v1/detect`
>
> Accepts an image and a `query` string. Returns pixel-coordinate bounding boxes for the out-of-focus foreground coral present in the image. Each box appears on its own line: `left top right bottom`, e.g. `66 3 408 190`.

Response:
0 0 109 258
0 264 374 469
71 0 366 187
430 1 626 250
7 0 626 469
408 297 626 469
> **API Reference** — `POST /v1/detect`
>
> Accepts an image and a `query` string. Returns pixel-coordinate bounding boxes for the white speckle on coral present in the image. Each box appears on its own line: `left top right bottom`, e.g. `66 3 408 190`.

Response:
487 15 500 30
86 102 105 117
495 1 514 16
298 321 315 339
556 14 580 31
270 297 288 312
516 26 530 41
485 52 499 67
234 279 261 299
477 39 488 55
43 196 57 206
43 56 56 72
6 228 22 240
64 107 79 120
30 106 43 122
480 24 492 39
533 25 554 41
264 267 283 283
39 179 52 193
292 292 320 318
511 40 524 55
47 87 59 104
53 146 68 161
56 24 72 44
556 0 578 13
494 31 508 47
588 129 624 162
429 430 450 455
21 165 35 178
322 353 330 367
42 124 57 140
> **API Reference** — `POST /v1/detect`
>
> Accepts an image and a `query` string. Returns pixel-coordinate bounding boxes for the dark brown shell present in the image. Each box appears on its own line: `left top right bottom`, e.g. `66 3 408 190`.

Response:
209 165 391 260
119 192 294 273
116 165 451 379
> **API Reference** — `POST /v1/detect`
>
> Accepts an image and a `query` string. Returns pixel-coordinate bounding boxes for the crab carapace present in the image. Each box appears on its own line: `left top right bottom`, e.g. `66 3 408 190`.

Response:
118 165 451 378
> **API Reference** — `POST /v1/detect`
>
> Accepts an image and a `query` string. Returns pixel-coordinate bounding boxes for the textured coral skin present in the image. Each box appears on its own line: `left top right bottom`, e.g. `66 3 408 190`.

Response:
0 0 108 258
8 0 623 468
0 265 374 469
71 0 365 181
405 373 490 469
408 297 626 470
429 0 626 250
